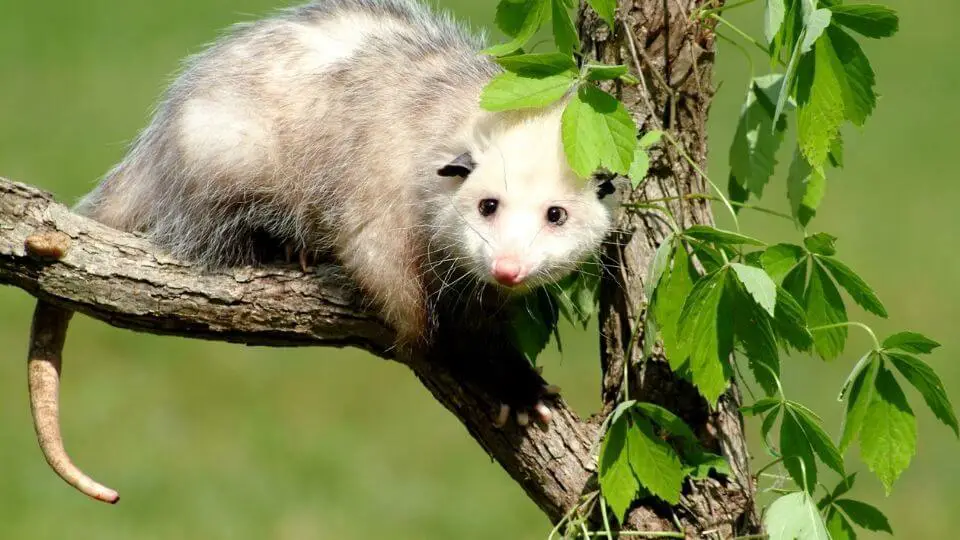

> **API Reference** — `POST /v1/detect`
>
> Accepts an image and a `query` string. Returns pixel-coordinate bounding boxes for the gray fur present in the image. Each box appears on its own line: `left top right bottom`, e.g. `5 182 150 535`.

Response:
76 0 613 342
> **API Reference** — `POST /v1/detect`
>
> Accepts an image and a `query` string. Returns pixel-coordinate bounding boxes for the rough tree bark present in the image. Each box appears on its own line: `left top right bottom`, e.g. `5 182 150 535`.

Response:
0 1 759 537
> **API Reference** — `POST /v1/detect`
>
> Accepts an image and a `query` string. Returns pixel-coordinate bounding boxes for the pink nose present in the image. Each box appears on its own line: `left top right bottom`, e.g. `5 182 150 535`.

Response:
492 259 526 286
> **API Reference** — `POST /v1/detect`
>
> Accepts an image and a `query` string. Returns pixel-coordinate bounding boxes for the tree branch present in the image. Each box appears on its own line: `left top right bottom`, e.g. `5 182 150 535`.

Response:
0 176 600 521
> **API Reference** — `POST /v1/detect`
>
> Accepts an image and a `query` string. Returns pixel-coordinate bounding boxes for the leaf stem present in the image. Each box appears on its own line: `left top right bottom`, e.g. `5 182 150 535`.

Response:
622 203 682 233
754 458 785 482
809 322 881 351
582 532 685 538
708 13 787 67
662 131 741 232
599 497 615 539
639 194 795 221
698 0 760 18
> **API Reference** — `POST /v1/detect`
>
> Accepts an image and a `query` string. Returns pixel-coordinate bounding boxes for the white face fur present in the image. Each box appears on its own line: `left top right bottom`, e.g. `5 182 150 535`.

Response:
432 110 616 291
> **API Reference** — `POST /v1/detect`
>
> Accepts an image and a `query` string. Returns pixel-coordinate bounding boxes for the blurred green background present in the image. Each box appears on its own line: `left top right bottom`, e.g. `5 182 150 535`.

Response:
0 1 955 538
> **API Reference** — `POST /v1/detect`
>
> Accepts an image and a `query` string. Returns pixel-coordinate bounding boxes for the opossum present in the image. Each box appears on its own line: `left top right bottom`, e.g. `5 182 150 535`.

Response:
27 0 618 504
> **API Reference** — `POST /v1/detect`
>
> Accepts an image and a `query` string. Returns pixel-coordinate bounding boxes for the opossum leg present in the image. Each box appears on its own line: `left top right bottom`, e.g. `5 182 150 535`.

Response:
28 301 120 504
338 222 426 344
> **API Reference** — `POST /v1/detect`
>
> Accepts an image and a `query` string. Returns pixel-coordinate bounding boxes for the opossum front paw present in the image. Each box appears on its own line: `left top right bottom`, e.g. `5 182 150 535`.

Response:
493 383 562 429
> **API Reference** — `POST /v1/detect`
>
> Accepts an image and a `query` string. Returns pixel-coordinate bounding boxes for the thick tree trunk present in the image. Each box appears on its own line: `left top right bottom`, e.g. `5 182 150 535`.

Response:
583 0 759 535
0 1 759 536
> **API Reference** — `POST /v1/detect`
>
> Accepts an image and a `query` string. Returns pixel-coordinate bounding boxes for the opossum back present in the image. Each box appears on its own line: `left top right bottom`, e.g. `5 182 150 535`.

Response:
77 0 497 267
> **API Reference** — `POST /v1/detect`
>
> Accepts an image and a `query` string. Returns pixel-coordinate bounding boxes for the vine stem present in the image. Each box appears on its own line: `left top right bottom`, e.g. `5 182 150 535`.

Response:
707 13 787 68
582 532 685 538
754 457 785 482
662 131 741 232
637 194 795 221
697 0 760 18
810 322 882 351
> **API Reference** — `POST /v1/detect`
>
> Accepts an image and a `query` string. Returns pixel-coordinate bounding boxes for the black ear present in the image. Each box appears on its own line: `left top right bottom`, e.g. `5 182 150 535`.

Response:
437 152 476 178
596 180 616 199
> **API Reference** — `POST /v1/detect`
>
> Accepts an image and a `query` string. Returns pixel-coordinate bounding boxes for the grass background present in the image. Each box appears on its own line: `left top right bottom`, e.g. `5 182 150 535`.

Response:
0 0 956 538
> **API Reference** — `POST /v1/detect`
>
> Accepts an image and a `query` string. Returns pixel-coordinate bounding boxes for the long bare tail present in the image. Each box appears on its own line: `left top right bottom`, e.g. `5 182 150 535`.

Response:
28 300 120 504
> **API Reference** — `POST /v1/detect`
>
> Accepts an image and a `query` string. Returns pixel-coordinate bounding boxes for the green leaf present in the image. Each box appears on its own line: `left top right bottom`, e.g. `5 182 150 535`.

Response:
586 64 630 81
561 85 638 177
817 256 888 317
829 4 899 38
606 399 638 432
742 397 782 416
764 0 787 45
839 354 880 452
787 149 826 226
772 4 806 123
586 0 617 28
507 290 558 364
677 268 734 404
886 351 960 437
761 405 782 451
775 285 815 352
494 0 533 37
781 258 808 303
485 0 549 56
799 8 832 54
734 291 781 395
806 261 848 360
632 402 698 445
628 414 685 505
796 32 845 168
829 134 845 168
803 233 837 256
829 473 859 502
828 26 878 126
860 366 917 494
684 225 766 247
883 332 941 355
598 416 640 521
638 130 663 148
652 244 696 370
646 235 676 300
763 244 806 283
553 258 601 328
834 499 893 533
551 0 579 54
495 52 576 74
729 75 789 198
480 69 577 112
731 263 778 317
825 509 857 540
789 404 845 476
685 452 732 480
629 145 651 189
781 408 818 491
765 492 831 540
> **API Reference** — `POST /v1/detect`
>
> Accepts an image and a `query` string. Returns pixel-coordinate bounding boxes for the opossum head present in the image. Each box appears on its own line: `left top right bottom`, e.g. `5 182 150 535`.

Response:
432 109 617 291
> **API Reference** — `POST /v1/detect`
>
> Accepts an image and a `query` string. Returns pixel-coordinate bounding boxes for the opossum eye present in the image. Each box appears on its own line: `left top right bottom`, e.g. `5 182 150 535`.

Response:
437 152 476 178
478 198 499 217
546 206 568 226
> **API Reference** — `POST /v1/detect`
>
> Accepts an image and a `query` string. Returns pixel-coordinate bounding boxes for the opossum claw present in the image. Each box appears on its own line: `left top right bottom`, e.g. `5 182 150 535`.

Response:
534 402 553 425
28 302 119 504
516 411 530 427
299 249 310 272
494 404 510 428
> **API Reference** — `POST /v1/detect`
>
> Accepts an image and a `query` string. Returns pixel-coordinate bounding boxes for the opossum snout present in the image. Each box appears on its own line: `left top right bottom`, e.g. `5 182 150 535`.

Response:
491 258 528 287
